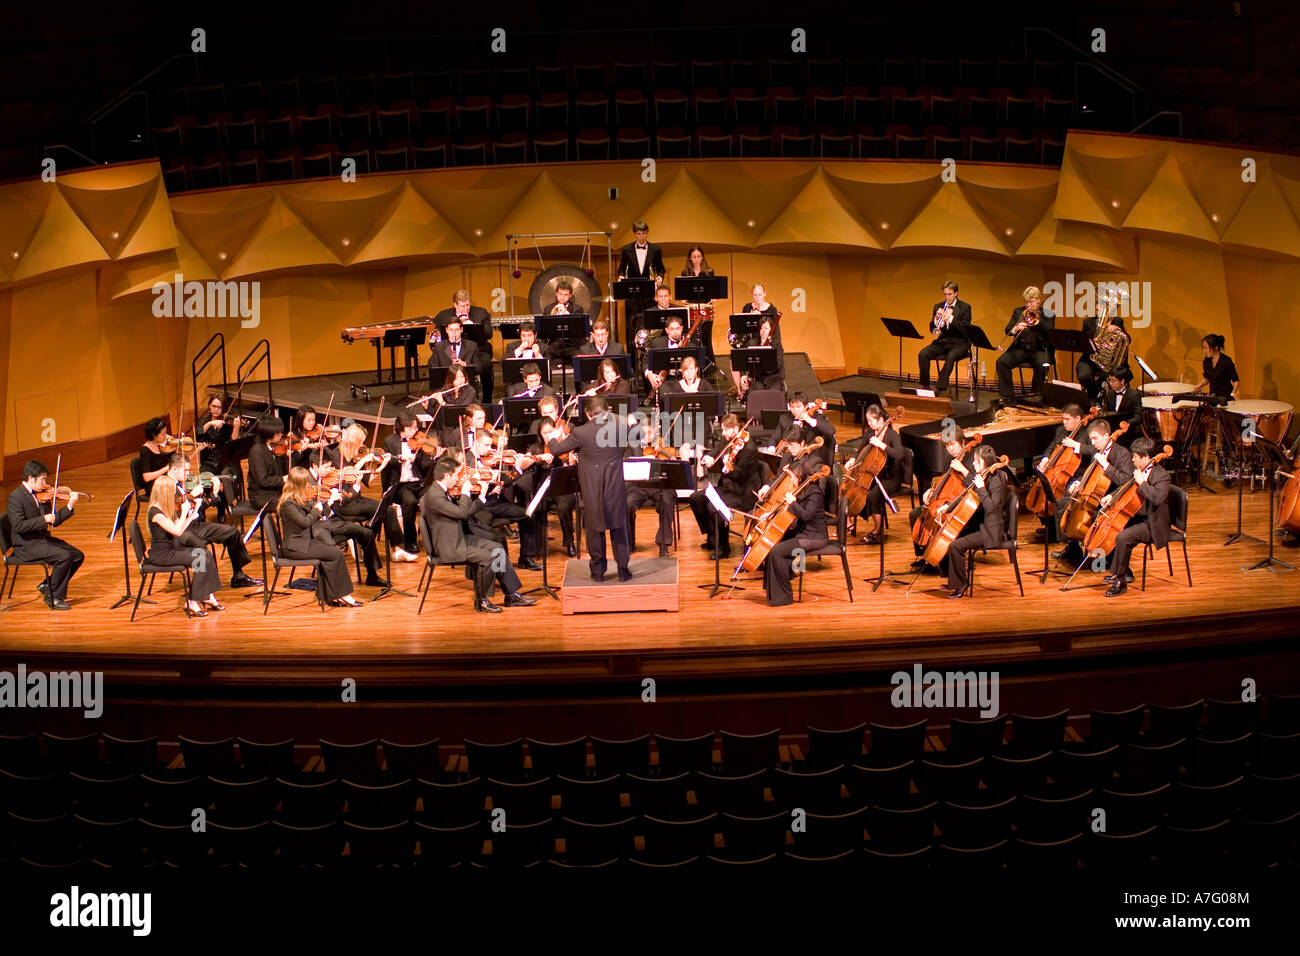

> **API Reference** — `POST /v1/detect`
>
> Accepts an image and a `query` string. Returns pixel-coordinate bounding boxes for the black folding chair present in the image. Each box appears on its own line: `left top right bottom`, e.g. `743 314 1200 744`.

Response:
127 520 194 621
1 514 53 611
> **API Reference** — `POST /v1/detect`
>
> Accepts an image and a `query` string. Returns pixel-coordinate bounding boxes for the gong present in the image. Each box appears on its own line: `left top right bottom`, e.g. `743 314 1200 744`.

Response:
529 264 605 318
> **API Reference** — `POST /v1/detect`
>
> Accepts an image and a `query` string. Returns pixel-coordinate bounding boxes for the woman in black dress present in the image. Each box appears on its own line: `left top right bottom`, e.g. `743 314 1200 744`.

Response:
277 467 363 607
146 475 225 616
1200 333 1239 399
582 358 633 396
195 394 242 520
735 285 783 397
138 417 173 494
322 423 400 586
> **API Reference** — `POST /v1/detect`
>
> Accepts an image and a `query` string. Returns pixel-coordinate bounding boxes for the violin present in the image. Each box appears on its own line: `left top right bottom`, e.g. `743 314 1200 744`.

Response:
302 424 342 442
737 464 831 575
1082 445 1174 557
159 435 212 454
912 431 983 549
1023 407 1100 519
34 486 95 504
839 405 905 517
642 437 679 460
701 421 754 477
922 456 1011 567
1059 421 1131 542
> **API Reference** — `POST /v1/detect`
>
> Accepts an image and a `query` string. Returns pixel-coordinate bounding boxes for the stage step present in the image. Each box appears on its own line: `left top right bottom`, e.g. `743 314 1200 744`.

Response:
560 557 680 615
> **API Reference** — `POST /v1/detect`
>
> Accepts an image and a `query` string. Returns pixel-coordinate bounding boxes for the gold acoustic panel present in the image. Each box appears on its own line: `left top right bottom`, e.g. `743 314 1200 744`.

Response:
13 390 80 452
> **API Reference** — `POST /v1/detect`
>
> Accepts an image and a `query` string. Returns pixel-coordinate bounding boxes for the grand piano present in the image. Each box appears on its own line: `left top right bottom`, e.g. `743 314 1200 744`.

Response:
901 404 1067 489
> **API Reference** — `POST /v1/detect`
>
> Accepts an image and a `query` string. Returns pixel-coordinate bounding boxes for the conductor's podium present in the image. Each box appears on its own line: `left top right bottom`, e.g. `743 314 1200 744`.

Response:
559 557 680 615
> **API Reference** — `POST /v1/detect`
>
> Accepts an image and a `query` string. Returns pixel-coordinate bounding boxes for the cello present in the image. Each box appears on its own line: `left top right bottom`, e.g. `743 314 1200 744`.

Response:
1081 444 1173 558
1280 464 1300 535
1023 406 1100 519
737 464 831 574
748 436 823 536
922 456 1011 567
1059 421 1130 542
912 431 983 549
839 405 906 517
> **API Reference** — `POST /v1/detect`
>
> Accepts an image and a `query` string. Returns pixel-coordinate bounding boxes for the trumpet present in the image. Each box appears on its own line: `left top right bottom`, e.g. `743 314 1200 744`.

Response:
935 301 954 332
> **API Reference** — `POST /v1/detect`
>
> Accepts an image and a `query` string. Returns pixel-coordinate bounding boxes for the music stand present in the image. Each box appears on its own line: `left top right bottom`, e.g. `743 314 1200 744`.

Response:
458 323 490 351
965 325 997 406
538 314 590 391
1247 437 1297 572
1021 471 1075 584
368 480 411 601
524 465 581 600
840 390 882 425
108 490 153 610
730 348 780 385
503 397 544 434
663 391 726 427
647 345 705 378
880 317 924 386
602 394 635 421
573 353 634 389
674 275 727 304
613 278 657 346
729 312 763 344
1050 329 1093 390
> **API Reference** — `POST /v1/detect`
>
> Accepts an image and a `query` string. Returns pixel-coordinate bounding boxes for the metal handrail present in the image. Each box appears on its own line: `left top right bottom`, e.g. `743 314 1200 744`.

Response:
235 339 273 412
191 333 228 416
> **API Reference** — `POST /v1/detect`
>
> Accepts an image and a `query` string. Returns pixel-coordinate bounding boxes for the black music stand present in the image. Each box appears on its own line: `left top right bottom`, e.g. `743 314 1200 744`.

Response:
648 345 705 379
662 391 726 436
880 317 924 386
730 348 780 386
108 490 153 610
674 275 727 305
502 357 554 390
573 353 634 389
538 314 590 390
965 325 997 406
503 397 544 435
728 312 763 345
862 476 905 592
368 481 411 601
1022 471 1075 584
1224 415 1266 549
696 477 743 598
627 456 695 550
1050 329 1093 391
601 393 635 421
1249 437 1297 572
641 307 688 333
614 278 657 346
524 465 580 600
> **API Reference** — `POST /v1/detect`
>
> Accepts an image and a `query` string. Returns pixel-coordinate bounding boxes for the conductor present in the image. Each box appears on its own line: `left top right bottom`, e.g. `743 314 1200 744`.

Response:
546 396 632 581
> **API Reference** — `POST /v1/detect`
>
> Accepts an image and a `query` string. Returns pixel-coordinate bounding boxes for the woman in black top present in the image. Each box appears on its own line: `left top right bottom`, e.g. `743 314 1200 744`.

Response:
291 404 337 471
680 246 714 277
1200 333 1239 399
321 423 398 586
138 417 173 494
146 475 224 616
854 404 906 544
736 285 783 396
583 358 633 396
196 394 241 472
763 458 829 607
278 466 362 606
247 418 289 509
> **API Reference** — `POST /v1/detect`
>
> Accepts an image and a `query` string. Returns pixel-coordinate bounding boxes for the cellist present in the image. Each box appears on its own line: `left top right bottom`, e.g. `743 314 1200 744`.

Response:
854 404 906 546
908 435 972 574
945 445 1009 598
1040 403 1094 558
763 458 829 608
1060 420 1133 565
1101 437 1172 598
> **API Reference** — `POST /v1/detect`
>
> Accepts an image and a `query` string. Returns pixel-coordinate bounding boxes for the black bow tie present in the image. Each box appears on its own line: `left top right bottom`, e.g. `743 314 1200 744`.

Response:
637 245 647 249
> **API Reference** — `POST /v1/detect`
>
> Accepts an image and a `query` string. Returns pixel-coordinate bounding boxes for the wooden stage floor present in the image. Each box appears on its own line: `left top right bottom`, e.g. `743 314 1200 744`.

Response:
2 452 1298 687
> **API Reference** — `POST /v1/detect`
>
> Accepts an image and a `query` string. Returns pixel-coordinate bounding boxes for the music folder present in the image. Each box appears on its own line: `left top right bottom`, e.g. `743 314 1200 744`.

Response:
674 275 727 303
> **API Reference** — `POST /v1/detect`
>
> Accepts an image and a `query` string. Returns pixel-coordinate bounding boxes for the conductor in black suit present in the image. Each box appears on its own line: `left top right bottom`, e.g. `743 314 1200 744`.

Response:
432 290 495 403
546 396 632 581
429 317 483 401
6 459 84 610
996 285 1056 402
617 220 666 347
917 280 973 392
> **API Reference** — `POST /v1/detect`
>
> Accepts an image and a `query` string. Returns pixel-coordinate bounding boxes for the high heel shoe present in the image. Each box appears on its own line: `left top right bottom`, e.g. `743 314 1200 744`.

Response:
205 600 226 612
186 602 208 618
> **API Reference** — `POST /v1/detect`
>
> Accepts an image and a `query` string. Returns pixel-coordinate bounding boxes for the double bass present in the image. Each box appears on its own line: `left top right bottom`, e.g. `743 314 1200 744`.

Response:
1081 445 1174 557
1059 421 1130 541
922 456 1011 567
912 431 983 549
839 405 906 516
737 464 831 574
1023 406 1100 519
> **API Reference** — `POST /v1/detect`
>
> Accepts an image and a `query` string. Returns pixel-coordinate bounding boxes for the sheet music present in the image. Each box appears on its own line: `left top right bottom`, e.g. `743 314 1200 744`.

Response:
704 482 732 523
525 474 552 518
623 460 652 482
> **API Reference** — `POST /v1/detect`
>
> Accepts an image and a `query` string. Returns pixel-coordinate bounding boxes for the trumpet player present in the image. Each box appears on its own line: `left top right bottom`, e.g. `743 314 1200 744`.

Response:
917 280 972 392
996 285 1056 402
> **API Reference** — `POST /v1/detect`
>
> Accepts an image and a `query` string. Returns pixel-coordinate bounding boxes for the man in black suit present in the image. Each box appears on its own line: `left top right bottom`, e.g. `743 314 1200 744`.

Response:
432 290 495 403
618 220 666 346
1102 437 1172 597
547 396 632 581
775 392 836 466
6 460 84 610
506 363 556 400
1057 419 1134 564
1079 313 1127 399
1100 368 1141 444
690 414 763 559
381 411 437 561
428 317 482 401
246 417 289 510
507 323 549 362
420 457 535 613
946 446 1009 597
581 318 626 358
918 280 973 392
996 285 1056 402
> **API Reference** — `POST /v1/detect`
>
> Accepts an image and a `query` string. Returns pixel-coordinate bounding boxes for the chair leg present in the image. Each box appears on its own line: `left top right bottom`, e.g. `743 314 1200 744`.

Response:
264 567 281 615
4 565 14 599
842 552 854 603
1140 544 1149 592
796 569 803 603
182 570 193 618
1182 539 1192 587
1010 546 1023 597
1165 544 1173 575
131 573 149 622
418 563 434 615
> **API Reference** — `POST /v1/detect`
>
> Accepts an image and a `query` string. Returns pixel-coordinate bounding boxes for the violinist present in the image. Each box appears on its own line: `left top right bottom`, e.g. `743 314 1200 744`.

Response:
290 405 337 470
6 459 84 610
433 289 495 404
523 417 578 557
195 395 242 519
1102 437 1172 598
277 467 363 607
908 435 973 573
1059 420 1133 564
1039 404 1095 553
468 428 543 571
625 416 677 558
581 318 626 358
763 457 829 608
775 392 835 466
314 424 393 588
247 417 290 510
917 280 972 393
507 363 556 400
420 457 537 612
167 454 262 590
146 475 226 616
690 413 762 560
583 358 633 397
381 411 437 562
944 445 1008 598
996 285 1057 402
528 396 562 436
1100 367 1141 443
445 403 487 451
510 323 549 362
851 404 906 545
139 418 175 493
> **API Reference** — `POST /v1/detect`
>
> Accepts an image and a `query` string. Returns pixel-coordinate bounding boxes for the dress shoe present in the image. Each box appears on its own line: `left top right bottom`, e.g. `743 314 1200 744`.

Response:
699 540 715 551
909 559 927 571
504 592 537 607
476 598 503 613
1103 571 1134 585
590 572 606 582
708 550 732 560
567 545 578 558
45 596 71 611
185 603 208 617
1104 582 1128 597
37 581 50 597
364 576 390 588
392 548 420 563
946 588 966 599
516 557 542 572
618 568 634 582
230 575 263 588
658 545 670 558
504 527 519 539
